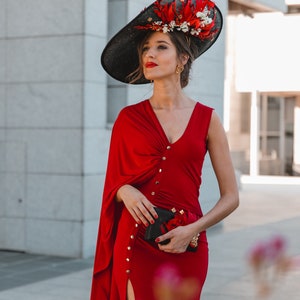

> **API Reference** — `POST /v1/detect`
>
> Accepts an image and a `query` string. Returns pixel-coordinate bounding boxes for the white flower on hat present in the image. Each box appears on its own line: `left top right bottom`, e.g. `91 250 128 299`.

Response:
180 21 190 33
190 28 201 36
162 24 169 33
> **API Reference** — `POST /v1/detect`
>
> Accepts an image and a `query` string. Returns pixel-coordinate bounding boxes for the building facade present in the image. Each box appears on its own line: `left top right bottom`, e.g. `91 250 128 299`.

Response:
0 0 227 258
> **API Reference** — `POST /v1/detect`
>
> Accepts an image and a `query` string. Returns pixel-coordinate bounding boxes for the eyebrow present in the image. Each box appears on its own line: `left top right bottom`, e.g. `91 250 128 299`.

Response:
144 40 171 46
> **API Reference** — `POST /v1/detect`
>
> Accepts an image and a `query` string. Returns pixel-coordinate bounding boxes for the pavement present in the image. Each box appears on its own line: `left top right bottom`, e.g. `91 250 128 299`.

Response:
0 176 300 300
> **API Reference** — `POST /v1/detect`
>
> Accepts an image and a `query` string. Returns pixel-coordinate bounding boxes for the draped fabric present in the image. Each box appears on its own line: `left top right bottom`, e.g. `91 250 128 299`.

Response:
90 100 213 300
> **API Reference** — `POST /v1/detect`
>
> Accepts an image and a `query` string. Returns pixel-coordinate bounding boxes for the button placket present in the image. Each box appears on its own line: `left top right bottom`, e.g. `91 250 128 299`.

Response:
150 145 171 197
125 222 139 275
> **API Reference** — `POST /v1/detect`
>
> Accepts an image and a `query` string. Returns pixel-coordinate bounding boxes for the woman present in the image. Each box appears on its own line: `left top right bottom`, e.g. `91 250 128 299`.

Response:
91 1 239 299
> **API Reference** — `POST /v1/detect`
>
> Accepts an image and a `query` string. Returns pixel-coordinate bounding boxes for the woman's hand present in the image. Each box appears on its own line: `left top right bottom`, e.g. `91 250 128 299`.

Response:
156 224 197 254
116 185 158 226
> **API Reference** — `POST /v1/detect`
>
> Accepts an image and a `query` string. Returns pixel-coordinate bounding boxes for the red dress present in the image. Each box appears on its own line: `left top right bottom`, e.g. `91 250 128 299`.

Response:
91 100 213 300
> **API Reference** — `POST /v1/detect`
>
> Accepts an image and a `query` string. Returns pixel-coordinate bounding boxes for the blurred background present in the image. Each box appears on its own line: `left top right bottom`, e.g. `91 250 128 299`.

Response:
0 0 299 263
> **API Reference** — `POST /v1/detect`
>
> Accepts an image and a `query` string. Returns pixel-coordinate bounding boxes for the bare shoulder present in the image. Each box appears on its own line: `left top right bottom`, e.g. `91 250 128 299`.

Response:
208 111 225 137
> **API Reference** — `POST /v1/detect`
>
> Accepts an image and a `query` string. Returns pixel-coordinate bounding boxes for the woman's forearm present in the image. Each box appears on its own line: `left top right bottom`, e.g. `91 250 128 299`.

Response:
191 193 239 235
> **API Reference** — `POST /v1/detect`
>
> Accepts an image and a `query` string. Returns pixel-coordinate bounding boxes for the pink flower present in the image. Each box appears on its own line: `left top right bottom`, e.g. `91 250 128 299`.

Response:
154 263 181 288
153 263 200 300
247 234 293 298
248 235 287 268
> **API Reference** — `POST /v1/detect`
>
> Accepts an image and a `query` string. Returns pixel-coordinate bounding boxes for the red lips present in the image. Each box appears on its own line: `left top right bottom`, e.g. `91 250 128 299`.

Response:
145 62 158 68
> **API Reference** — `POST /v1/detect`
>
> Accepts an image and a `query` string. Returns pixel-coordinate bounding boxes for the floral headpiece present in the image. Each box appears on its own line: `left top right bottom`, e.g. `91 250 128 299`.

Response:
135 0 217 40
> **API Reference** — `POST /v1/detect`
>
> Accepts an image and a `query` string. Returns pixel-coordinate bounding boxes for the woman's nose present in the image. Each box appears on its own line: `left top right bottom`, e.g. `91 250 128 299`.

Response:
145 48 155 58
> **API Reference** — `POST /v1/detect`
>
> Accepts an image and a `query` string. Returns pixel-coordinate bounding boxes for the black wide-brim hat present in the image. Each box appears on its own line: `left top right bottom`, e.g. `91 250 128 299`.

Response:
101 0 223 84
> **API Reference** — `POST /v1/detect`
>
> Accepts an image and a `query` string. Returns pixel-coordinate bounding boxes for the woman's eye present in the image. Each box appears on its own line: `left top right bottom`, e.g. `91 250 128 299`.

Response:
142 46 149 53
158 45 167 50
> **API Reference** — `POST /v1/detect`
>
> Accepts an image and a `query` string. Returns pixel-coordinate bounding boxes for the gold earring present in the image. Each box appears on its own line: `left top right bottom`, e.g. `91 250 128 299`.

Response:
176 65 184 74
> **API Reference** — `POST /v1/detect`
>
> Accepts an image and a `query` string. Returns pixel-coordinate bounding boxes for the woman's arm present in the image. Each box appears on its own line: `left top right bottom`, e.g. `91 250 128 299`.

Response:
157 111 239 252
116 184 158 226
194 110 239 231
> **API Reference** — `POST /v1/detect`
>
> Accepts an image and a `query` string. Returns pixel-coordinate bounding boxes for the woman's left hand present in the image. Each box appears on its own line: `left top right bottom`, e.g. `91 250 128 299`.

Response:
156 225 196 254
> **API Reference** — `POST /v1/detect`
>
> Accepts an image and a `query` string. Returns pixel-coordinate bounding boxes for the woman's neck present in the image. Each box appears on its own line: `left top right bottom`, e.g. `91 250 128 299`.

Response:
150 80 191 110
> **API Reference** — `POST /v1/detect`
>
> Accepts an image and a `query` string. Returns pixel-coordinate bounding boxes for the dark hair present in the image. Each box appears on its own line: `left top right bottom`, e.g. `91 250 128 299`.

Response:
128 31 196 88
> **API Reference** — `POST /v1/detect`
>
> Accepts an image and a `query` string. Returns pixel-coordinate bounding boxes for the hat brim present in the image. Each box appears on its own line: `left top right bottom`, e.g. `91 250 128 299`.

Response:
101 2 223 84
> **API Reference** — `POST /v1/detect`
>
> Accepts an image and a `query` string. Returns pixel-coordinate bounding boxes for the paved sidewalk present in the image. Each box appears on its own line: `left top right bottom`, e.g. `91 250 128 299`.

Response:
0 178 299 299
0 252 93 295
202 178 300 300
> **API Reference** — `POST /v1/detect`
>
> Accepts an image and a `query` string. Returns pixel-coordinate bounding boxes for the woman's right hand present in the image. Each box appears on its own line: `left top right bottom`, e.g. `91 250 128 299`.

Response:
116 185 158 226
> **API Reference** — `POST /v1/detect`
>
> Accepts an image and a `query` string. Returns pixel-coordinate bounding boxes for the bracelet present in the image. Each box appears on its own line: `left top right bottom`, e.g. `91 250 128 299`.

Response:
189 233 200 248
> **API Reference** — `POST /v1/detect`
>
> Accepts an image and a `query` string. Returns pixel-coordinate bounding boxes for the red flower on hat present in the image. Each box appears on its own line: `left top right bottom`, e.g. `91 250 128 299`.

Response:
136 0 218 40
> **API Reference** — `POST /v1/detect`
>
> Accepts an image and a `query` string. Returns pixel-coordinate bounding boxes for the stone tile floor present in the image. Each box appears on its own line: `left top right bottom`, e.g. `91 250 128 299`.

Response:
0 251 93 292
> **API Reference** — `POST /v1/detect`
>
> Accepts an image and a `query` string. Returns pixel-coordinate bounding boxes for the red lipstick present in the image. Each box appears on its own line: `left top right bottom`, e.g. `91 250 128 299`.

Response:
145 62 158 68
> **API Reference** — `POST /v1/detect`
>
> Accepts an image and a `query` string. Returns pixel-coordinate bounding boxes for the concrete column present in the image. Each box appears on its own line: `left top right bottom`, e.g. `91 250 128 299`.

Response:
249 91 260 176
0 0 108 258
293 96 300 175
82 0 109 258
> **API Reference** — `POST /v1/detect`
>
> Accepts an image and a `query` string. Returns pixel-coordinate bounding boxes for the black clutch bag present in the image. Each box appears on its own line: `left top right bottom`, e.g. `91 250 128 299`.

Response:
144 206 200 252
144 207 175 245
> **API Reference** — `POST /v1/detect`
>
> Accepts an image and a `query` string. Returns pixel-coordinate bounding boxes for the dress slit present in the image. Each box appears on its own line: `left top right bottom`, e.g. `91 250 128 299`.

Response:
126 279 135 300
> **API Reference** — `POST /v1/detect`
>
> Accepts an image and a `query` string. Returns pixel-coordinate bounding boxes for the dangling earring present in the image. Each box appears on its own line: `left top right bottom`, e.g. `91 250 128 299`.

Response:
176 65 184 74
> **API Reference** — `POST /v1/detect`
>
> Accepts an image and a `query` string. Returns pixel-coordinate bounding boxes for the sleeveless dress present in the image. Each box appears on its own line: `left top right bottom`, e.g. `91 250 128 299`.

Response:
91 100 213 300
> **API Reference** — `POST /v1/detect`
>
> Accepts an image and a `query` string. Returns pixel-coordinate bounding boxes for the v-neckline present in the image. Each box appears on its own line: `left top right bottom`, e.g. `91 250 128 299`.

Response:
146 99 198 145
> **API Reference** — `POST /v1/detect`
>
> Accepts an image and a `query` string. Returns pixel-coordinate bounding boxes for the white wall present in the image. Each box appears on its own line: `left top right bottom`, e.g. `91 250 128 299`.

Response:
235 13 300 92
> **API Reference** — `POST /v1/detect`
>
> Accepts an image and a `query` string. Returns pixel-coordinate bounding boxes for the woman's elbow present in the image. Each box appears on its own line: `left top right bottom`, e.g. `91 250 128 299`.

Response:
231 192 239 212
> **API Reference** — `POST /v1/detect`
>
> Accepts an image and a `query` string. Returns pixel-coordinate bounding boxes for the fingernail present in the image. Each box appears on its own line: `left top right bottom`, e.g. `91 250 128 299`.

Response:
150 219 155 224
155 238 160 243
